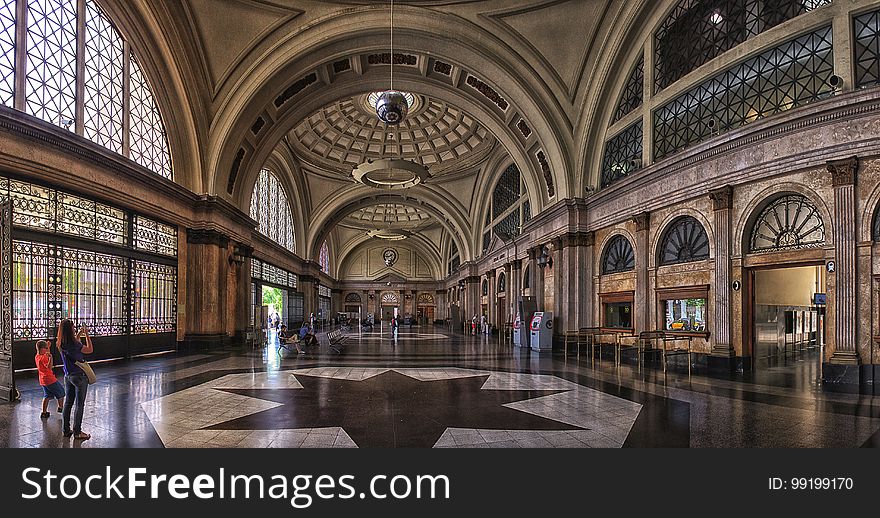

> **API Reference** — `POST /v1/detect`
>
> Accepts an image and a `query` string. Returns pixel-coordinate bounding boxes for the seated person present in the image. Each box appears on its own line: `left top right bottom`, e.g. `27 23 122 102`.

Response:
299 323 319 348
277 324 305 355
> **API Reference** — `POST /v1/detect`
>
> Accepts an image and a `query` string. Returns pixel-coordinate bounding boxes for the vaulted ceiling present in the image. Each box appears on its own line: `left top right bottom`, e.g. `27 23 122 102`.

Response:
111 0 658 278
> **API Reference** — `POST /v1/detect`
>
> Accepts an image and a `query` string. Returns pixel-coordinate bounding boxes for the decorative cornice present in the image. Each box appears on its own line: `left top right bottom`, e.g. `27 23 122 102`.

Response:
485 270 496 278
709 185 733 211
234 244 255 258
464 275 481 284
632 212 650 232
560 231 595 248
827 156 859 187
186 228 229 247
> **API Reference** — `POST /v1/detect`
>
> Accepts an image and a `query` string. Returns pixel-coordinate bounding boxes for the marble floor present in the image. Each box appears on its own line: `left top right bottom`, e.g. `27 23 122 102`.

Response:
2 327 879 448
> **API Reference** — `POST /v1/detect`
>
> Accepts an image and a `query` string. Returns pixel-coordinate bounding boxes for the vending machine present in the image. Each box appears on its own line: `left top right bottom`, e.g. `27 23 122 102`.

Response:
513 312 523 347
530 311 554 351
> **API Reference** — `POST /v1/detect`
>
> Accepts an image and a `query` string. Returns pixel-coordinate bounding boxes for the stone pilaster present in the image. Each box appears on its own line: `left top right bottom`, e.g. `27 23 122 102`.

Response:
529 246 546 311
559 232 594 333
633 212 650 333
827 157 860 366
232 244 254 345
709 186 734 357
184 229 230 348
486 269 496 329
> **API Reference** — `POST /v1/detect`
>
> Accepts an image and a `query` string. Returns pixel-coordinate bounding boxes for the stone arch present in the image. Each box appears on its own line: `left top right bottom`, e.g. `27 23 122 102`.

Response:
596 227 639 275
734 183 834 257
650 208 715 269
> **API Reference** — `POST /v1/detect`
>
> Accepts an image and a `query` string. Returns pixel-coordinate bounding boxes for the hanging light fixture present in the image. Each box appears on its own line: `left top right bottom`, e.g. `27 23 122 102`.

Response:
375 0 409 125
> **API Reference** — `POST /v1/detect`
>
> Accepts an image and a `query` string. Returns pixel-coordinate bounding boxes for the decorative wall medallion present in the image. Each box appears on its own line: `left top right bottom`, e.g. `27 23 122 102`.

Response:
383 248 399 267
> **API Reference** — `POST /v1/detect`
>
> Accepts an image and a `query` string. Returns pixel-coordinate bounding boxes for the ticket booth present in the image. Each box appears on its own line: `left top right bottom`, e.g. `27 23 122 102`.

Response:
530 311 553 352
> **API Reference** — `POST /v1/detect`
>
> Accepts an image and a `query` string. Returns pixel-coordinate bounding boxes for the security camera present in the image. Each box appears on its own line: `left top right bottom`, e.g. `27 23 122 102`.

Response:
629 158 642 169
706 118 716 130
828 75 843 90
584 185 596 193
61 118 74 130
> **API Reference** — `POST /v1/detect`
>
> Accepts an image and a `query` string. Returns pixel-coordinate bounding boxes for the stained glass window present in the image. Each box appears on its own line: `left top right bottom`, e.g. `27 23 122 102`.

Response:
658 216 710 265
83 0 124 153
0 0 15 106
319 240 330 274
854 8 880 88
129 53 173 179
601 120 643 188
250 168 295 252
654 0 831 91
749 194 825 253
654 26 834 161
601 235 635 274
25 0 77 127
612 57 643 123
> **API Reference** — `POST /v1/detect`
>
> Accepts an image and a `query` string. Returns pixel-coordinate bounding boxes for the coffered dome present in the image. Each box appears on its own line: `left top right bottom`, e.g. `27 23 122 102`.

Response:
289 93 494 176
346 203 433 229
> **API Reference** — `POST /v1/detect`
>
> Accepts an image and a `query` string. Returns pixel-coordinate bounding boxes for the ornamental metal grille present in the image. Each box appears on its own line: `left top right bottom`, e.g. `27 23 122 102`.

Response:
12 240 50 340
56 190 126 245
319 240 330 274
494 210 520 241
749 194 825 253
381 292 398 304
0 176 129 245
601 235 635 274
132 260 176 334
25 0 77 126
318 285 331 297
658 216 710 265
854 8 880 88
654 0 830 92
612 57 644 123
251 258 297 289
654 26 834 161
60 246 127 336
345 293 362 303
83 0 124 153
250 168 295 252
318 296 330 318
129 53 173 179
493 165 520 220
417 293 435 305
601 120 643 188
133 215 177 257
0 0 14 107
523 200 531 223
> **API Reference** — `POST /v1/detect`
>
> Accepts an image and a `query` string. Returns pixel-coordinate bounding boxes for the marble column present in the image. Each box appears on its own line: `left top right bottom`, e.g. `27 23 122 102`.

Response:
510 259 523 319
184 229 230 348
633 212 650 333
486 270 496 330
559 232 594 333
503 261 514 325
709 186 734 357
827 157 860 366
530 246 545 311
233 244 254 345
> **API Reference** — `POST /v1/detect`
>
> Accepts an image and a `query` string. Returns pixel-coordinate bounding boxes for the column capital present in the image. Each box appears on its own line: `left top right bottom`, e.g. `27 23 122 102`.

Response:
511 258 523 269
632 212 650 232
827 156 859 187
485 269 496 278
186 228 229 247
560 231 595 248
709 185 733 211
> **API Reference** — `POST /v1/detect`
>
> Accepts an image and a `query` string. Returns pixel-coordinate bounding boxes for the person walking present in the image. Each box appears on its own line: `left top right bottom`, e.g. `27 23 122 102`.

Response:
56 319 94 441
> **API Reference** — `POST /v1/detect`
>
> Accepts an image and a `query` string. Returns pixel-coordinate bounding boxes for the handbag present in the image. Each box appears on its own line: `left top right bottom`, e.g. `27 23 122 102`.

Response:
75 360 97 385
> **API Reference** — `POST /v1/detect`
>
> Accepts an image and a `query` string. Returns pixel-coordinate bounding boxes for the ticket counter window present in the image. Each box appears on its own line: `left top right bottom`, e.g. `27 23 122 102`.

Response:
604 302 632 329
663 298 707 332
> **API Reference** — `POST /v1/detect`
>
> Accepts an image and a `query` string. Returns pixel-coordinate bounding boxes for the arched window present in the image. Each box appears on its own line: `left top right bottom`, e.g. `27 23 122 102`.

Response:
658 216 710 266
448 238 460 275
497 272 506 293
601 235 635 274
381 292 398 305
749 194 825 253
344 293 362 303
483 164 531 248
873 203 880 242
250 168 295 252
482 279 488 296
319 240 330 274
1 0 172 178
522 264 530 290
417 293 435 305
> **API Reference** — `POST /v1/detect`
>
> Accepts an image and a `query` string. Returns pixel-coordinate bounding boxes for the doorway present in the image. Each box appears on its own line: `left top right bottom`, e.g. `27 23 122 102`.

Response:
749 264 825 368
262 285 286 330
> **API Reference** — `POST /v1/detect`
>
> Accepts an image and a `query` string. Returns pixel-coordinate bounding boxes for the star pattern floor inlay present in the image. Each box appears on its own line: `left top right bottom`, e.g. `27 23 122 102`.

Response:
141 368 643 448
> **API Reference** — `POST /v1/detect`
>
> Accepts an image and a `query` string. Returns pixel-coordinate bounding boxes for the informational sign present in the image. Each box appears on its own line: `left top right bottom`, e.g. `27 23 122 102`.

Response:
813 293 827 305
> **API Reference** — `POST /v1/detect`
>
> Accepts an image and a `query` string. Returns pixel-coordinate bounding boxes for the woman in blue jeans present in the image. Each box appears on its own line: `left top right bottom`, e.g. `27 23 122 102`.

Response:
56 319 94 440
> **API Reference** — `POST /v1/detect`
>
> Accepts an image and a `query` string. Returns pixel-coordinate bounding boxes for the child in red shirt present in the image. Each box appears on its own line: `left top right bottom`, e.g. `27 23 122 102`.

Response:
34 340 65 419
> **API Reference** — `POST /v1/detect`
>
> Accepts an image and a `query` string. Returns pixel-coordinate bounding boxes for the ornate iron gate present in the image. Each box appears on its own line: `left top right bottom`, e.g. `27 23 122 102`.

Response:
0 200 15 401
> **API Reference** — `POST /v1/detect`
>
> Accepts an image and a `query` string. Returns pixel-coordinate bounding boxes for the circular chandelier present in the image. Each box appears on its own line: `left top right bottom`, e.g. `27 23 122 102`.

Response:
366 229 411 240
353 158 428 189
375 0 408 125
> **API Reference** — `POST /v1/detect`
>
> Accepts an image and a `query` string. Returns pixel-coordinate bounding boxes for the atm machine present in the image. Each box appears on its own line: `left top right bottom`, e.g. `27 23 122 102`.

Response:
516 297 536 348
530 311 554 352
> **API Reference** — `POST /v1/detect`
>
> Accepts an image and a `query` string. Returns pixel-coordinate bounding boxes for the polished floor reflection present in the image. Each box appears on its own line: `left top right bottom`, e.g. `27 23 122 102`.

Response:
1 326 879 448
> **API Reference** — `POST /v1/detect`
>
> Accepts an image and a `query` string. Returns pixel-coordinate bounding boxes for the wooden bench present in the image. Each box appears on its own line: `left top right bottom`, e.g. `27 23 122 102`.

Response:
637 330 693 375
